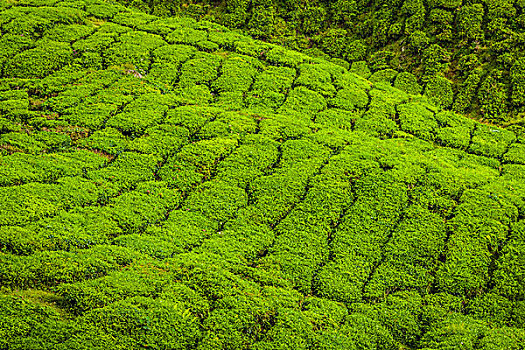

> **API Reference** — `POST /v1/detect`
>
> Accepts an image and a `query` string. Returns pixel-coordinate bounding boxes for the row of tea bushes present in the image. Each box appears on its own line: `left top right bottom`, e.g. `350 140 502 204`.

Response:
1 0 525 348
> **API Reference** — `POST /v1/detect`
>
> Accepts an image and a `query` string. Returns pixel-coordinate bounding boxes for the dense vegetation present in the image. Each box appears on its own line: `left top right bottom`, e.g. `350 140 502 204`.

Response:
1 0 525 348
111 0 525 128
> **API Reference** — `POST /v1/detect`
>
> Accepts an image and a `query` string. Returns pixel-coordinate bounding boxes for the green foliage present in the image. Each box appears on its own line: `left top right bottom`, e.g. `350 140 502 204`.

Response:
397 102 437 140
279 86 327 115
265 46 309 67
0 150 106 186
66 296 201 348
5 40 73 79
491 221 525 300
178 52 223 86
434 110 474 149
510 57 525 107
457 4 485 40
0 1 524 348
212 55 259 93
88 151 161 191
252 66 295 93
453 69 482 114
80 127 128 155
478 71 509 122
0 294 70 349
394 71 422 95
469 124 516 158
369 69 398 85
424 74 454 109
365 205 446 298
349 60 371 78
106 92 171 135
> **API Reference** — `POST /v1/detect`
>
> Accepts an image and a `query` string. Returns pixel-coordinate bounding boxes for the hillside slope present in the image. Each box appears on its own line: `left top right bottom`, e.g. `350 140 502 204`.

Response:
1 0 525 348
111 0 525 127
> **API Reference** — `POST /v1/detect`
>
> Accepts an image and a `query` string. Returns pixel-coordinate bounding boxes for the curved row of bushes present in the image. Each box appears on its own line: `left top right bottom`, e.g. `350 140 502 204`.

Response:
0 0 524 348
107 0 525 127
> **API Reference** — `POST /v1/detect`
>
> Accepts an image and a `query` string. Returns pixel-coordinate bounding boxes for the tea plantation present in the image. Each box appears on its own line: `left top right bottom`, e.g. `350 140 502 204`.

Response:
1 0 525 348
108 0 525 127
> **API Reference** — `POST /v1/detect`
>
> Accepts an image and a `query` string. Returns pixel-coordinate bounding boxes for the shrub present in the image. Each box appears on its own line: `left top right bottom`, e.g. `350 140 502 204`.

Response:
457 4 485 40
420 314 487 349
178 52 223 87
468 124 516 158
252 66 296 94
369 69 398 85
0 150 106 186
394 71 422 95
198 111 258 139
423 74 454 109
397 102 438 140
212 55 259 93
349 60 371 78
5 40 73 79
436 189 518 297
152 44 197 66
352 292 424 347
364 205 446 298
265 46 309 67
452 70 481 114
245 90 286 112
104 31 166 71
491 221 525 300
145 209 219 254
87 151 161 192
80 128 128 155
279 86 327 116
1 1 525 346
478 71 509 122
295 63 336 97
166 27 208 45
503 143 525 164
184 180 247 222
330 88 369 111
315 108 356 130
510 57 525 107
0 294 70 349
57 266 169 313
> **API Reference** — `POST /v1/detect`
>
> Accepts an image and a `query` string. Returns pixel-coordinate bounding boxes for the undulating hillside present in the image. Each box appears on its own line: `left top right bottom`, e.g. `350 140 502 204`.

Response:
112 0 525 127
1 0 525 349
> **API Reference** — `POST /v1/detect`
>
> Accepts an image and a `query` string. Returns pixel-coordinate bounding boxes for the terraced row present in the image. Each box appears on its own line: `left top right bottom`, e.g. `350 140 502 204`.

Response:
0 0 524 349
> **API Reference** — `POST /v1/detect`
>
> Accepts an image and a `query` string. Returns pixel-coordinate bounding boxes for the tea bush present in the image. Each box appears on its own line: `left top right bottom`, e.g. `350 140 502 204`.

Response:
0 1 524 349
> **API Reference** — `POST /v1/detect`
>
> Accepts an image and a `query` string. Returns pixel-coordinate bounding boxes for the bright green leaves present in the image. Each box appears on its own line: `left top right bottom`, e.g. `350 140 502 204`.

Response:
364 205 446 298
167 27 208 45
70 296 201 349
468 124 516 158
105 181 182 234
394 72 423 95
88 151 161 192
160 137 238 191
253 66 296 93
104 30 167 72
423 75 454 109
178 52 223 87
212 55 259 93
397 102 437 141
1 2 525 348
295 63 336 97
5 40 73 79
184 181 247 222
279 87 327 116
0 177 102 226
0 150 106 186
106 92 172 135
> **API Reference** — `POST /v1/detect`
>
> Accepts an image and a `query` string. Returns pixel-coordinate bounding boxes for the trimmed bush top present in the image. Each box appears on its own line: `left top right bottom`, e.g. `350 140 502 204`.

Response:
0 1 524 349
